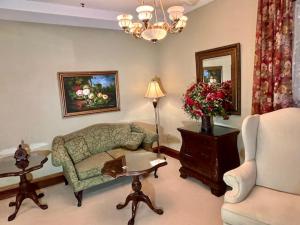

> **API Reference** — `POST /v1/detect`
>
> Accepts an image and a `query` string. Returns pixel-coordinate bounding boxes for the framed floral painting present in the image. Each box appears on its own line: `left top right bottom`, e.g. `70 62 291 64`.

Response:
58 71 120 117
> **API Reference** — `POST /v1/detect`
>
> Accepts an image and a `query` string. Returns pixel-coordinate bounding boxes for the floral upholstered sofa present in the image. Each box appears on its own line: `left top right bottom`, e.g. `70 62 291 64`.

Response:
51 123 158 206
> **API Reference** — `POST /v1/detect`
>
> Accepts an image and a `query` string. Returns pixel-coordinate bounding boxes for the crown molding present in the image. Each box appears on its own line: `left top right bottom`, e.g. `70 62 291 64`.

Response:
0 0 214 30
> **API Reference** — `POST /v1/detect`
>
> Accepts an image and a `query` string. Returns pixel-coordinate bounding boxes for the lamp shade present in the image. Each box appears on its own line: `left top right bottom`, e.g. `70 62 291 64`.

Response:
145 79 166 99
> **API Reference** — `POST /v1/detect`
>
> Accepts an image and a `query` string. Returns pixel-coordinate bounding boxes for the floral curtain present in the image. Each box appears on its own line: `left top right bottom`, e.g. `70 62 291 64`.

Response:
292 1 300 106
252 0 295 114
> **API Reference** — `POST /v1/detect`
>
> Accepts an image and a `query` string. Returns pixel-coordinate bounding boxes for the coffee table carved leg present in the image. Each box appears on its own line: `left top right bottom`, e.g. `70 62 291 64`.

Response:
128 200 138 225
117 175 163 225
140 194 163 215
116 193 133 209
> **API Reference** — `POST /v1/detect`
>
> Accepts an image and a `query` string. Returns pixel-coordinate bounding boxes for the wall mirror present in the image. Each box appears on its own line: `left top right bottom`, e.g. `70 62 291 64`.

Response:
195 43 241 115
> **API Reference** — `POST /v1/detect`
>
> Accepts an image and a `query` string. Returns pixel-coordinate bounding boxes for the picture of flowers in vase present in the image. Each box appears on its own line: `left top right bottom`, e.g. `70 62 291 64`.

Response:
58 71 120 117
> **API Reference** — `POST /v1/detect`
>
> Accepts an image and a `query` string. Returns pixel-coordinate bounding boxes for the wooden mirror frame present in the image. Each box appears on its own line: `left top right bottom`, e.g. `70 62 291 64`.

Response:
195 43 241 115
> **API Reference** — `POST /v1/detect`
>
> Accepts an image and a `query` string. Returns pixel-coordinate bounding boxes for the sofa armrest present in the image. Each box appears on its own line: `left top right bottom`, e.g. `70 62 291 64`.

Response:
223 160 257 203
130 123 158 149
51 136 70 167
51 136 80 184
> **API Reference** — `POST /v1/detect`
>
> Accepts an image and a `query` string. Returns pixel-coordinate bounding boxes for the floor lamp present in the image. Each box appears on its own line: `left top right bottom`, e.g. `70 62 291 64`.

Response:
145 78 166 154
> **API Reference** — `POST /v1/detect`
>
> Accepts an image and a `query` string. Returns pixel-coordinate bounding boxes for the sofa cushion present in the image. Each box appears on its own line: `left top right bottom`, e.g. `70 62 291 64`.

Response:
86 124 131 154
75 152 113 180
107 148 147 159
221 186 300 225
64 137 91 164
121 132 145 150
130 123 157 144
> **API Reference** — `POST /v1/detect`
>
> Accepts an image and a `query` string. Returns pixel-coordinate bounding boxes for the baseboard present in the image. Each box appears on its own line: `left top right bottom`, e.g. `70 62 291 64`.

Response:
0 172 64 200
153 145 180 160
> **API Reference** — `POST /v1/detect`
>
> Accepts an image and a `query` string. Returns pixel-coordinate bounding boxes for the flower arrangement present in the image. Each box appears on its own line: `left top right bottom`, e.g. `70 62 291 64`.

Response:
183 81 232 120
73 84 110 107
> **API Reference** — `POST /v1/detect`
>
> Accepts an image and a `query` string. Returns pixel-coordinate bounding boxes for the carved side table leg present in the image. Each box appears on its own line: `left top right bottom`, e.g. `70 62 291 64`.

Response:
8 174 48 221
30 191 48 209
8 193 25 221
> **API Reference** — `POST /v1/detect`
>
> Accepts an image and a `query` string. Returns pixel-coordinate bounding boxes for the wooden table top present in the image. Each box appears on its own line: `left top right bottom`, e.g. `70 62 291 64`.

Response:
101 152 167 178
0 151 49 178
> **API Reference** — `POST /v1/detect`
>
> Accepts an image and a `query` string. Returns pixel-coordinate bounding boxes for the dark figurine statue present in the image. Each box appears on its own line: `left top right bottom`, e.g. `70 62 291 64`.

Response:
14 144 29 162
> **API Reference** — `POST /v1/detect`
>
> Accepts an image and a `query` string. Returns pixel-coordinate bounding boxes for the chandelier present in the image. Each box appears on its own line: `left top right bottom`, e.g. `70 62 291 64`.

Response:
117 0 188 43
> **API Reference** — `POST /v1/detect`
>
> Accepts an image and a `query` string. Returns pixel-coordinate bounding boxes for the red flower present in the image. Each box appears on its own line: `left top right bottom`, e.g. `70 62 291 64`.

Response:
73 85 81 91
183 81 232 119
206 93 217 101
186 96 195 106
192 109 204 117
216 91 225 99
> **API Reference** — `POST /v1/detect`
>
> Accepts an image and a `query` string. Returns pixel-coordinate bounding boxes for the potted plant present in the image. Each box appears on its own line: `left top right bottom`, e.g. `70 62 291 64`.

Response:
183 81 232 132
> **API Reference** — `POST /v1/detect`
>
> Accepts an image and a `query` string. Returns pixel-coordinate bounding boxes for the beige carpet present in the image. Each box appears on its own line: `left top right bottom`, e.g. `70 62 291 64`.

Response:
0 157 224 225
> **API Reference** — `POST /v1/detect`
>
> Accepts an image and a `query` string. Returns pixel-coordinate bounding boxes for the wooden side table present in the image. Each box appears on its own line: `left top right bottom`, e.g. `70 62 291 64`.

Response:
0 152 48 221
178 125 240 196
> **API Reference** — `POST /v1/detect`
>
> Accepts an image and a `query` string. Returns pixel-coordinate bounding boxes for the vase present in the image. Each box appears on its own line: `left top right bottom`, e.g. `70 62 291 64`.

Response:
201 115 214 132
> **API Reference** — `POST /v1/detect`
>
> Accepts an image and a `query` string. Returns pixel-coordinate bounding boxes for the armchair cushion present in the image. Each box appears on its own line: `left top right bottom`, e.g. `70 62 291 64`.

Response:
65 137 91 164
75 152 113 180
222 186 300 225
256 108 300 195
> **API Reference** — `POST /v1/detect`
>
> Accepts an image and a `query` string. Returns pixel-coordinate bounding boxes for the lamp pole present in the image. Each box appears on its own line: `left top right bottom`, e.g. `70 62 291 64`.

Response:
153 98 161 153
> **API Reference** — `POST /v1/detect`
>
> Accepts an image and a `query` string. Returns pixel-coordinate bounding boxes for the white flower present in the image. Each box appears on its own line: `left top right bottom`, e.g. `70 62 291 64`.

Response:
82 88 90 96
88 93 95 99
97 93 103 98
76 89 83 96
102 94 108 100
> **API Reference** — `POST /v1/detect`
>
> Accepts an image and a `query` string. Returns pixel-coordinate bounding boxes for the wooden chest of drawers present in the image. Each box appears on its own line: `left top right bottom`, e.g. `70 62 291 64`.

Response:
177 125 240 196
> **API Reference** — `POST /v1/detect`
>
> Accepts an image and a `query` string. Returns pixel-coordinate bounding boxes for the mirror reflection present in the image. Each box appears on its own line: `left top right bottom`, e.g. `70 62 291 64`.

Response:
203 55 232 84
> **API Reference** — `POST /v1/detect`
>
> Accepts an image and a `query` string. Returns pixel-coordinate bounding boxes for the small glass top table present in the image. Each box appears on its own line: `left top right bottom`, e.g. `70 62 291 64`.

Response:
0 151 49 221
101 151 167 225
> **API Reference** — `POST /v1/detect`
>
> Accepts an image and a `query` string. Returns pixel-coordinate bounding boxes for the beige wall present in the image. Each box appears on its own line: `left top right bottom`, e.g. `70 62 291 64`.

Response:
157 0 258 150
0 0 258 186
0 20 159 151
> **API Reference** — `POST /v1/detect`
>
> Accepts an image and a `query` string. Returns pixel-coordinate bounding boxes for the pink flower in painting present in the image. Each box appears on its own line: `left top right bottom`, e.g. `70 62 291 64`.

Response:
76 89 83 97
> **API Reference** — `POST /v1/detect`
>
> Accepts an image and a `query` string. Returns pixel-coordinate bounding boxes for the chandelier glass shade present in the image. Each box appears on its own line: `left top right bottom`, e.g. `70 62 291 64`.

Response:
117 0 188 43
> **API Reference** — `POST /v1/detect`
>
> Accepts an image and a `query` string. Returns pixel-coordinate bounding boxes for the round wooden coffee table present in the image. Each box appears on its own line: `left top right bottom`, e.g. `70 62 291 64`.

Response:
102 152 167 225
0 151 48 221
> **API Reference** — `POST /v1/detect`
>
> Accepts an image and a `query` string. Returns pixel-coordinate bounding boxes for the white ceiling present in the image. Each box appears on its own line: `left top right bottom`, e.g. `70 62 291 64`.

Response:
0 0 214 30
31 0 204 12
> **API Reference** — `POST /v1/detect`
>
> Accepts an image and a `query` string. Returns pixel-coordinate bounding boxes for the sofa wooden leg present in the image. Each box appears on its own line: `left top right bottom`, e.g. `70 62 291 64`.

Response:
74 191 83 207
154 168 158 178
64 176 68 186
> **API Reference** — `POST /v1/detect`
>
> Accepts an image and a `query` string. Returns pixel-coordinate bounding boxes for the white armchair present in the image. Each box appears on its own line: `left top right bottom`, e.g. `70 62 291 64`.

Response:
221 108 300 225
